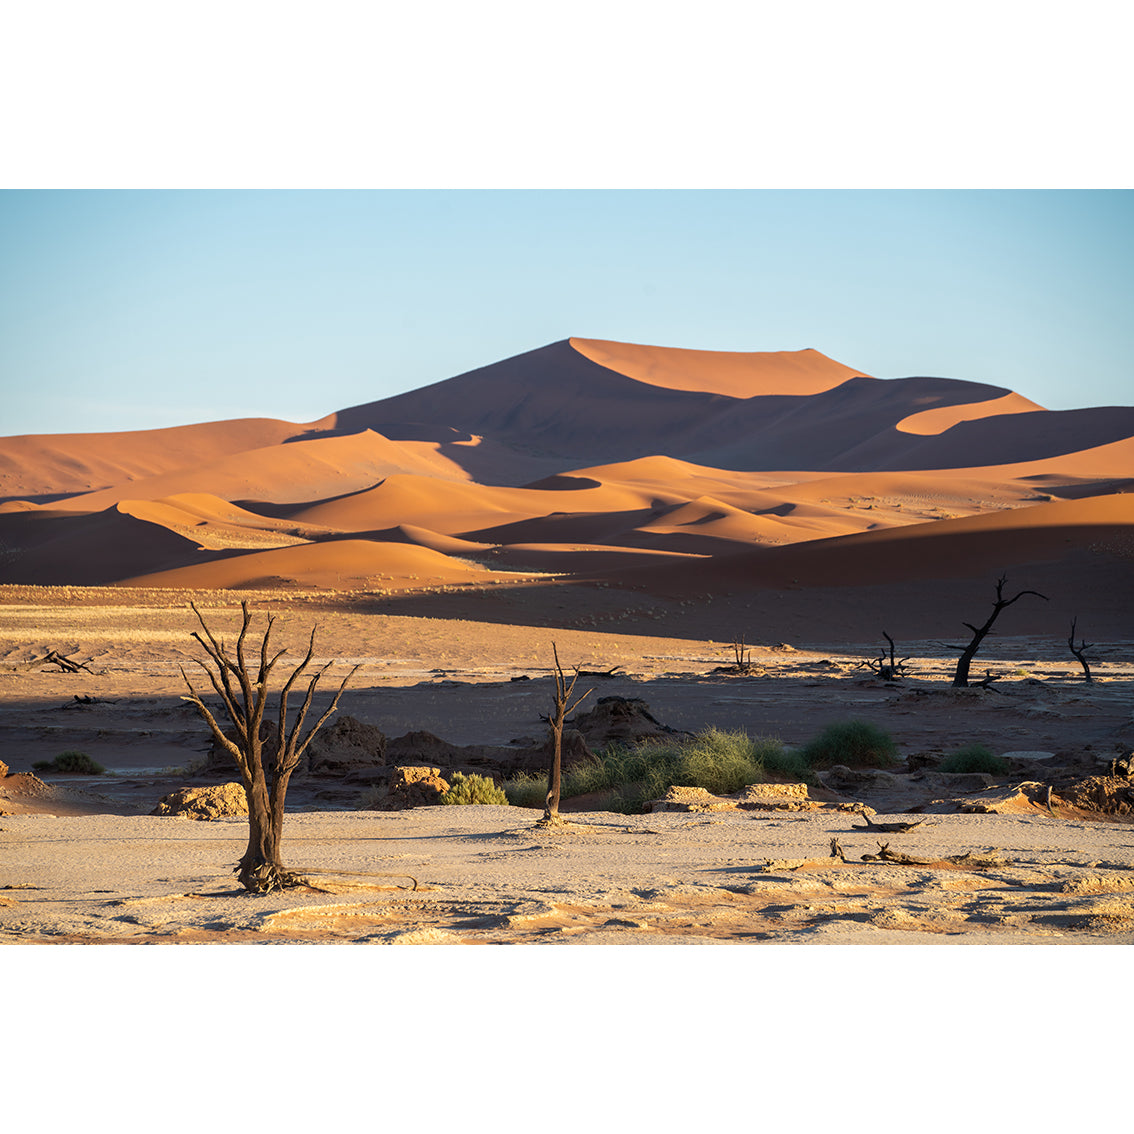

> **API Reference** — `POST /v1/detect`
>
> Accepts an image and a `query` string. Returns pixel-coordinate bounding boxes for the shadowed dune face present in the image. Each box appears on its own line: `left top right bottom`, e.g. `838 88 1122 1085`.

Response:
0 336 1131 638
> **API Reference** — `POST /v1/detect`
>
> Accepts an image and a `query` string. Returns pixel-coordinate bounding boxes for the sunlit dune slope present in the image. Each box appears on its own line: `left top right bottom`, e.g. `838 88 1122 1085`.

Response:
896 390 1043 434
49 430 475 513
117 538 510 591
115 494 334 549
569 338 867 396
0 418 302 503
635 493 1134 592
281 473 677 536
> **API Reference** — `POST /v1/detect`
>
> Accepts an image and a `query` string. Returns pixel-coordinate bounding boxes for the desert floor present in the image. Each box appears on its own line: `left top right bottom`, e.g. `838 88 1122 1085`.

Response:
3 585 1133 945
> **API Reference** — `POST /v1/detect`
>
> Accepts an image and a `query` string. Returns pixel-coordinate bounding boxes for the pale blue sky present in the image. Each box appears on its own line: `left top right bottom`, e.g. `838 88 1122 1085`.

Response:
2 189 1131 437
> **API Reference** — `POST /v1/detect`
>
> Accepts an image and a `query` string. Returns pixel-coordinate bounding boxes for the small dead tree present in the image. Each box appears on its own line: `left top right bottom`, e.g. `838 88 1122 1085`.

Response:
859 631 911 682
543 643 593 822
950 574 1048 687
179 602 358 892
1067 617 1094 682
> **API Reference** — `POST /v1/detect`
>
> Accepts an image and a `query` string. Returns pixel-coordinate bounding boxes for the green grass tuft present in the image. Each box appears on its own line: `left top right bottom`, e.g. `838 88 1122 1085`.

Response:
797 720 897 769
503 728 793 814
32 750 106 775
937 744 1009 774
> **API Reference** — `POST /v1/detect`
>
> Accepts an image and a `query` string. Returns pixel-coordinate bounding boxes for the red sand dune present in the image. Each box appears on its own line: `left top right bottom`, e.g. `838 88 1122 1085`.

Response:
0 338 1130 626
0 418 302 503
651 493 1134 591
54 429 474 513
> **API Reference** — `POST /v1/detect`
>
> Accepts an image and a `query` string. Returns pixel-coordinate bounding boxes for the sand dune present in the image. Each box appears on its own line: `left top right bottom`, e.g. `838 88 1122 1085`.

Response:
0 417 303 504
118 538 507 591
662 492 1134 592
284 473 671 537
325 341 1120 472
58 429 474 513
0 337 1130 611
0 504 207 585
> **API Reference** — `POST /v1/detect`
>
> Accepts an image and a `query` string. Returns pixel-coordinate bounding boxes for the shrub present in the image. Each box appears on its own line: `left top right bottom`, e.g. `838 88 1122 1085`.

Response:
758 741 813 781
32 750 106 775
440 772 509 806
503 772 548 809
938 744 1009 774
503 729 793 814
798 720 897 769
677 728 765 795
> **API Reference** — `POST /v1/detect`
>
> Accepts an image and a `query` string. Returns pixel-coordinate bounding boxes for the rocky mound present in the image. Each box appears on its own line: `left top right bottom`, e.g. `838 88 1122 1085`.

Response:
152 783 248 820
569 696 688 749
306 715 387 775
366 766 451 810
1055 776 1134 817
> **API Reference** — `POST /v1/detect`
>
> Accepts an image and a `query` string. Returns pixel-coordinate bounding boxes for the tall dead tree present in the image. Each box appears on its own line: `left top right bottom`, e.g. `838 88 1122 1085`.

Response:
180 602 357 892
544 643 593 822
951 574 1047 687
1068 617 1095 682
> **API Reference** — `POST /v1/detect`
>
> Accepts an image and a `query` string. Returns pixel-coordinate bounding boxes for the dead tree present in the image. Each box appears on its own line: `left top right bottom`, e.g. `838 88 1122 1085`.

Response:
950 575 1047 687
543 643 593 822
179 602 358 893
858 631 911 682
1067 617 1094 682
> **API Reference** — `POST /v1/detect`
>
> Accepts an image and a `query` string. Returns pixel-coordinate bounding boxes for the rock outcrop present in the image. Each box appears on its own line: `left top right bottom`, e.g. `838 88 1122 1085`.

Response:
368 766 451 810
646 785 735 812
152 783 248 820
306 715 387 775
570 697 687 750
1055 775 1134 816
738 782 812 811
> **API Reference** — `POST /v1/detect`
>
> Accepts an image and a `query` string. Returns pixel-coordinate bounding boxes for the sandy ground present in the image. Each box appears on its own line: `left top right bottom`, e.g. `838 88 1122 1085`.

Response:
3 587 1133 946
4 806 1134 945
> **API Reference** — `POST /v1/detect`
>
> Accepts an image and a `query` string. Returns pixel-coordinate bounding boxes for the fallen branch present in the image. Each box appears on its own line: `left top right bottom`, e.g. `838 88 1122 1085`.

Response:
861 841 937 865
853 810 927 833
61 694 118 709
860 841 1011 868
576 665 623 678
23 650 94 674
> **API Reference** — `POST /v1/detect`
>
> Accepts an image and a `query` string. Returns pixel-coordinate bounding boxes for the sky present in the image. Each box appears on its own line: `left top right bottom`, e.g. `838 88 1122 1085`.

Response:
2 188 1132 437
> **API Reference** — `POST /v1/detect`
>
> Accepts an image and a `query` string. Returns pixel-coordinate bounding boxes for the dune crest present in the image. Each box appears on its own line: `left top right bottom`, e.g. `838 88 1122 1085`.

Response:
569 338 867 397
896 390 1044 435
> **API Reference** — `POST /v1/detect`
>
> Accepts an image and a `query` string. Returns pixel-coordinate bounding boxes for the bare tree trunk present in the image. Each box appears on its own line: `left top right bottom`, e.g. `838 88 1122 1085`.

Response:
543 643 593 822
952 575 1047 687
180 602 357 892
1068 617 1094 682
